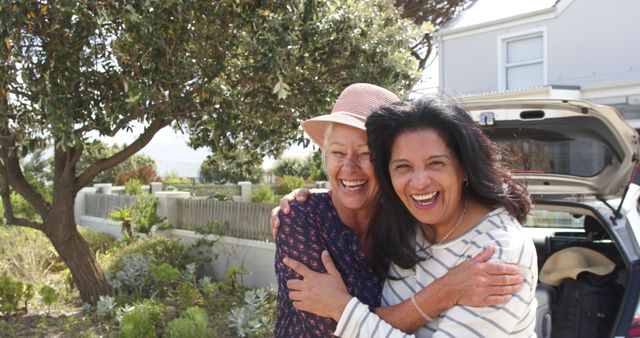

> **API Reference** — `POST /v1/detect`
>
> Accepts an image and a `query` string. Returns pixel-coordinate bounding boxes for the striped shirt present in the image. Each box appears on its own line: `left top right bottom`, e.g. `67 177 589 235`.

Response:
334 208 538 338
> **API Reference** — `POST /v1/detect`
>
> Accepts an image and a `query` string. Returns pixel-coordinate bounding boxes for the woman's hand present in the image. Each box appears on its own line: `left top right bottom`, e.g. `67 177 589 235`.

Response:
436 245 523 308
283 250 352 321
270 188 319 238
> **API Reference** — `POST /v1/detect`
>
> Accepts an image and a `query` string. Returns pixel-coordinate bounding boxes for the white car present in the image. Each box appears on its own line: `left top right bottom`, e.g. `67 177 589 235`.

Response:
464 98 640 338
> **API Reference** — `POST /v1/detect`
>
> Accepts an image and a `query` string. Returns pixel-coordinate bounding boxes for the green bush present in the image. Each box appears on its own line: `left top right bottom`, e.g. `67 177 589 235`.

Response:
251 185 278 204
108 206 134 222
165 306 208 338
0 272 32 315
276 175 305 195
152 262 181 286
103 237 190 274
133 193 162 234
208 191 233 201
39 284 58 313
79 226 116 254
176 281 203 312
124 178 144 195
119 300 163 338
0 226 58 283
228 287 276 337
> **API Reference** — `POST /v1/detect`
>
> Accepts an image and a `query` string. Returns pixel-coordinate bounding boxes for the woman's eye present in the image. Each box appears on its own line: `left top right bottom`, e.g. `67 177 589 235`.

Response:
359 152 371 161
429 161 445 168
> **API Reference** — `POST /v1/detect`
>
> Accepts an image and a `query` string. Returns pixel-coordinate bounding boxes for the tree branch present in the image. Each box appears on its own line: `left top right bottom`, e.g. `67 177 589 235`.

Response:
0 156 43 231
75 117 169 190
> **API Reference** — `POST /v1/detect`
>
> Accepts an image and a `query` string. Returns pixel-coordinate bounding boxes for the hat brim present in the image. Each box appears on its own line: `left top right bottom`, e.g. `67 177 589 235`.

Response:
301 111 367 148
539 246 616 286
539 264 615 286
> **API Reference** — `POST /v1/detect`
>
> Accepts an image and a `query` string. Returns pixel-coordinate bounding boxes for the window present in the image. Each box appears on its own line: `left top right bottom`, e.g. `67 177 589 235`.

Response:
499 29 546 91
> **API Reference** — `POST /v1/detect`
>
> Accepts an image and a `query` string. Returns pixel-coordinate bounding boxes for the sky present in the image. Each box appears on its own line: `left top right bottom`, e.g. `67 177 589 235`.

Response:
102 0 553 178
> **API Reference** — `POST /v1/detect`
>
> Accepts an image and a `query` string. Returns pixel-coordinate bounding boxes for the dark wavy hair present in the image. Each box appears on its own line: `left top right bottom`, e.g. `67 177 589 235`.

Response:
365 94 531 275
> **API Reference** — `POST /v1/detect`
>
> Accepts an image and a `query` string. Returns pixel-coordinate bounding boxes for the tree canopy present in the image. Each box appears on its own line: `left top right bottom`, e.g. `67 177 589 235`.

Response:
0 0 467 303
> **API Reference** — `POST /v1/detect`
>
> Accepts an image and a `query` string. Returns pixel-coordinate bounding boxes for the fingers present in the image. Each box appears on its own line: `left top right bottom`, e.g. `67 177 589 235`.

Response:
270 207 281 239
294 188 310 202
287 279 303 291
486 273 523 286
320 250 340 277
283 257 311 277
484 261 521 276
279 196 292 214
481 294 514 306
471 244 495 263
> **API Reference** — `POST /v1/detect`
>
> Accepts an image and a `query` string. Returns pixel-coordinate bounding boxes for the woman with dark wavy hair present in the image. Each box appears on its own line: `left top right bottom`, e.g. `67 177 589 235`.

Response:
284 95 537 337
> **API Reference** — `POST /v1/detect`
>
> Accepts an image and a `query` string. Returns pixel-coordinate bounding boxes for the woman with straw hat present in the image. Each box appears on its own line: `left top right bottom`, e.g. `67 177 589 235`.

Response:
274 84 524 337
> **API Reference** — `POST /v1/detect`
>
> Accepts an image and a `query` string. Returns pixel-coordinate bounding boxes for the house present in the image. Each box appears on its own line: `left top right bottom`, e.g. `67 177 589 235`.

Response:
434 0 640 128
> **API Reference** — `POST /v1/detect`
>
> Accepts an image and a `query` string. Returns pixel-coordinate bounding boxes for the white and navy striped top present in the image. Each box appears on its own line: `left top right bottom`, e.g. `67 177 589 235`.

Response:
335 208 538 338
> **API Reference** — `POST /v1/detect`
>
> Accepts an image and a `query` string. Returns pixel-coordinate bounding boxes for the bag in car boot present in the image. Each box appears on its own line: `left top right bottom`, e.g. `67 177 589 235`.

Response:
551 269 623 338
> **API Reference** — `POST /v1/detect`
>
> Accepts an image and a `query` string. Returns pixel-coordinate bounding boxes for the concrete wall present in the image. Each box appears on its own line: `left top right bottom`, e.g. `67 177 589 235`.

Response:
74 184 277 288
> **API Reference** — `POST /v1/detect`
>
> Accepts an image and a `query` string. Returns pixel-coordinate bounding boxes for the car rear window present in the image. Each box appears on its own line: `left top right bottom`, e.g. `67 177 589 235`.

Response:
526 210 584 229
486 130 614 177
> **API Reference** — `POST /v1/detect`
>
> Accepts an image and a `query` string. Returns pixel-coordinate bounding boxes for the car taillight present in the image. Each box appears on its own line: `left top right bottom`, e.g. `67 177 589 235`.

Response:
629 316 640 337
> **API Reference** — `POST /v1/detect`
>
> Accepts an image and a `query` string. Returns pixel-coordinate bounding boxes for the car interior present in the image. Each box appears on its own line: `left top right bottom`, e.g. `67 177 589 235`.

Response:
525 206 626 338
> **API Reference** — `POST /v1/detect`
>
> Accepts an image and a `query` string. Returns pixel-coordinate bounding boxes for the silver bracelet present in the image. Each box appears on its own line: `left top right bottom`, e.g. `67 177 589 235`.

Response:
410 292 433 322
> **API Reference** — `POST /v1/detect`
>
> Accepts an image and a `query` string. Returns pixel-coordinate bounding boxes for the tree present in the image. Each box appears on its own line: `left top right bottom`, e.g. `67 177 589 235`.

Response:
0 0 465 303
199 150 263 184
394 0 476 69
78 141 158 185
273 156 313 180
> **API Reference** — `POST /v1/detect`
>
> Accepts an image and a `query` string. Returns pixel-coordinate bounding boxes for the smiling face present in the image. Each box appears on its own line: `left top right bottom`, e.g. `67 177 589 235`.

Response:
325 124 380 214
389 128 467 230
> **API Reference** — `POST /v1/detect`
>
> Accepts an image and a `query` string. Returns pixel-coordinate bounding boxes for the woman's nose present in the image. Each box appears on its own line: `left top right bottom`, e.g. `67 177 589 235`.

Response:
412 169 431 188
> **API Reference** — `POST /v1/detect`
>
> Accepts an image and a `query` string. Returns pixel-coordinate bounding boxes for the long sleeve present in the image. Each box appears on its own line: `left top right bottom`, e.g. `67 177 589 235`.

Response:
335 298 414 338
274 193 382 337
274 203 336 337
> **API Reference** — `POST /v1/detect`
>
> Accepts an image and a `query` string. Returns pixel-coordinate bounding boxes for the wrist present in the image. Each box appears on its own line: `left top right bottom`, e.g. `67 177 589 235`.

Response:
425 277 455 315
332 294 353 322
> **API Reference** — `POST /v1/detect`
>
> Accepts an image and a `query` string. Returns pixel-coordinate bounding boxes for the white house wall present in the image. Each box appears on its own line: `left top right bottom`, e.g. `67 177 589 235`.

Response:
439 0 640 97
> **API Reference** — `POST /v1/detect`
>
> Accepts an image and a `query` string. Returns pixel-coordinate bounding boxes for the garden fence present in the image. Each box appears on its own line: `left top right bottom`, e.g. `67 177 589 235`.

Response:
176 199 276 241
84 193 137 218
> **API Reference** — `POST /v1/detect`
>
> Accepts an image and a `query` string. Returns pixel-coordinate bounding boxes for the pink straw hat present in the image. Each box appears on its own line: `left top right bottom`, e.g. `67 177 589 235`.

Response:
301 83 400 148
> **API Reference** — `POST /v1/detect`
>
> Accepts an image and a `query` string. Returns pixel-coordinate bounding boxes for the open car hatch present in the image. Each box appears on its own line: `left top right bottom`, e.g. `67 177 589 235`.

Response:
463 98 640 197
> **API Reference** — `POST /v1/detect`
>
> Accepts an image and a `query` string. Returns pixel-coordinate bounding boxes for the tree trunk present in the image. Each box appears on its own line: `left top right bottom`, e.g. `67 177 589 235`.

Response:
47 223 111 304
44 170 111 304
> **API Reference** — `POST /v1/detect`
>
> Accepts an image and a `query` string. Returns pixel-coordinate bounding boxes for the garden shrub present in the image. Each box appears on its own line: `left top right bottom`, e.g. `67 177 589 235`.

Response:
227 287 276 337
108 253 152 299
79 226 116 254
133 193 162 234
39 285 58 313
251 185 278 204
0 226 59 283
175 281 203 312
124 178 144 195
151 262 181 287
96 295 116 317
0 271 33 315
165 306 208 338
276 175 305 195
119 300 163 338
103 237 190 274
208 190 233 201
108 206 134 222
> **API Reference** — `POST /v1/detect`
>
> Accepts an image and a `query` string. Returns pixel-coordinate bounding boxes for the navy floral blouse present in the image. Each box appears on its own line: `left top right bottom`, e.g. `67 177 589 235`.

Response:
274 192 383 337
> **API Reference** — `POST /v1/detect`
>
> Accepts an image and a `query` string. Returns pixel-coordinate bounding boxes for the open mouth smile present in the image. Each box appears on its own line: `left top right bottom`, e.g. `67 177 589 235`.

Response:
411 191 438 207
341 180 367 191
